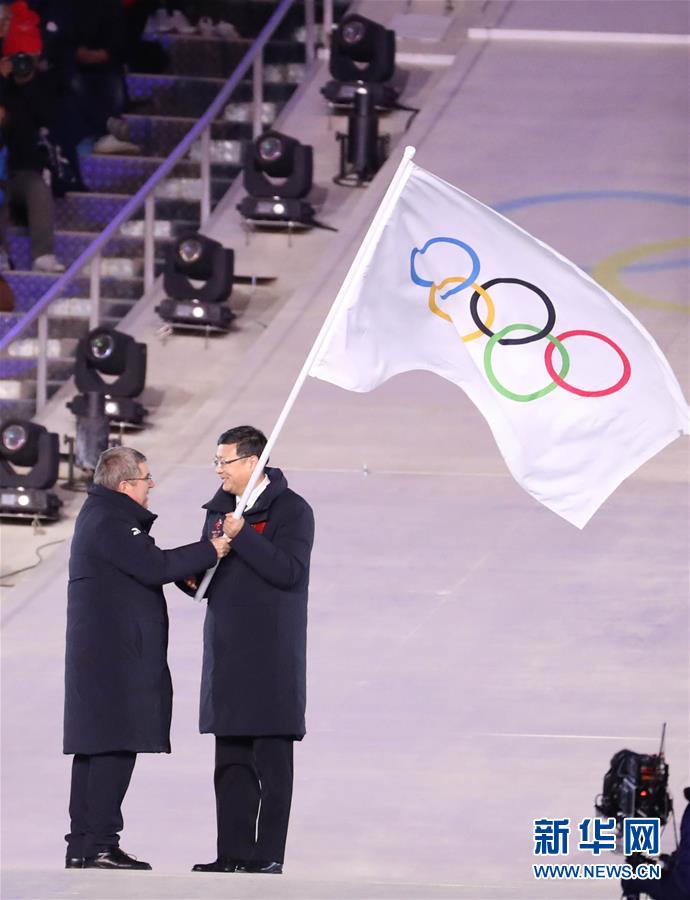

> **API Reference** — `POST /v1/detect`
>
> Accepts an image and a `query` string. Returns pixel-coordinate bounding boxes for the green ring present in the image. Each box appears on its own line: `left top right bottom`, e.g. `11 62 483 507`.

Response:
484 324 570 402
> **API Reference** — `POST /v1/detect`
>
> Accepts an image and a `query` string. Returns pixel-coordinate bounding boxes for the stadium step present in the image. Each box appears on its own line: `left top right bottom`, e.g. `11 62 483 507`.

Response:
3 272 145 314
6 230 174 275
0 0 330 425
124 115 252 159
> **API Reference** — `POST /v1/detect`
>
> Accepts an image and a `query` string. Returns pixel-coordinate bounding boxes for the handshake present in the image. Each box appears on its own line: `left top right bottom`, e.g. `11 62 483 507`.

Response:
186 514 246 590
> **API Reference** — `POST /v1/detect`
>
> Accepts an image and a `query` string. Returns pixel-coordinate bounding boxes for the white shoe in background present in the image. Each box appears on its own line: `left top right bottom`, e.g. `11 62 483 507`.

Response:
93 134 142 155
151 8 173 32
216 20 240 40
33 254 66 274
196 16 215 37
169 10 196 34
106 116 132 142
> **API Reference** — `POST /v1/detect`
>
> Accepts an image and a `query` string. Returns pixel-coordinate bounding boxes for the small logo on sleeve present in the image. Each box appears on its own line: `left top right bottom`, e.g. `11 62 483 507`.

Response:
131 527 141 536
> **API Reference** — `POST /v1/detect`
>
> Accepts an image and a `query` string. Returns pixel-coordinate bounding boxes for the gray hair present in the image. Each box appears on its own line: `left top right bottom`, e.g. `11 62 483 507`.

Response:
94 447 146 490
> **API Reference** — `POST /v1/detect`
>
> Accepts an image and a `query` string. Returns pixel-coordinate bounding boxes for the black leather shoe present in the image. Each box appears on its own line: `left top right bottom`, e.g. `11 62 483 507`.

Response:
192 858 240 872
83 848 151 870
239 860 283 874
65 857 83 869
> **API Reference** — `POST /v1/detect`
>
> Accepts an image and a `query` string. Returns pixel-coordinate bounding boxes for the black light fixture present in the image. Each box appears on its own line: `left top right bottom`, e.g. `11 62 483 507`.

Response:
156 234 235 332
0 419 62 520
237 131 315 228
322 14 398 109
67 327 148 428
335 86 390 186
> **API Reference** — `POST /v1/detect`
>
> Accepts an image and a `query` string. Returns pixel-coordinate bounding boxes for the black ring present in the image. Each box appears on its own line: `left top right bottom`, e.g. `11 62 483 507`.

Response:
469 278 556 345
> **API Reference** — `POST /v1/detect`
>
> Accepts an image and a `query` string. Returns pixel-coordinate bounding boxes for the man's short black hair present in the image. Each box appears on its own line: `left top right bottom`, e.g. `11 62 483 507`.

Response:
217 425 267 461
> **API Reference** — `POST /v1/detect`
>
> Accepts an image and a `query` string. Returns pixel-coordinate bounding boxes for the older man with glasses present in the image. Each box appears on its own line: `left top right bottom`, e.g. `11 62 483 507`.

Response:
63 446 230 870
182 425 315 876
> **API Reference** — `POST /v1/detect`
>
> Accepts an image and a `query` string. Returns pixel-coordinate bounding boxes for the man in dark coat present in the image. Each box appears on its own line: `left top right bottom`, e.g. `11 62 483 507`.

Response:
184 425 314 875
63 446 228 870
621 787 690 899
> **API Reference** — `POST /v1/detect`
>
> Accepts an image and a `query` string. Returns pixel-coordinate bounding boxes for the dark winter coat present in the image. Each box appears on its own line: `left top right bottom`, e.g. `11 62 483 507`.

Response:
2 71 59 173
63 484 217 755
181 468 314 739
667 793 690 898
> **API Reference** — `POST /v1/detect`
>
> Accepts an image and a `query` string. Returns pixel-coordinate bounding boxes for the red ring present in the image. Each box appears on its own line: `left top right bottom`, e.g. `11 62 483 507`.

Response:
544 330 631 397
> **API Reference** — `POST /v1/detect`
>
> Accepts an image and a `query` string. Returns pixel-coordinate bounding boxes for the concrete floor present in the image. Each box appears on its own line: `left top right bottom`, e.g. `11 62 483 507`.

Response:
2 1 689 898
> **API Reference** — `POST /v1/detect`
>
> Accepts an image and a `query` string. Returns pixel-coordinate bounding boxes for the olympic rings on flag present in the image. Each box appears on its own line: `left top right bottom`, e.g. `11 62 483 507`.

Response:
544 330 631 397
470 278 556 346
409 237 633 402
410 237 481 296
485 325 570 402
428 276 495 342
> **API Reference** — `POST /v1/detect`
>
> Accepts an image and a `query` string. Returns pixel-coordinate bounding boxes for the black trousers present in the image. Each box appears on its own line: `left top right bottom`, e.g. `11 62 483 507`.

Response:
214 736 294 863
65 752 137 859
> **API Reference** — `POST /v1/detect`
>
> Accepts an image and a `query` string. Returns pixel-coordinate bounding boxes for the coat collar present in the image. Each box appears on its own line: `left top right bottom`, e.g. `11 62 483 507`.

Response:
88 483 158 530
202 467 287 518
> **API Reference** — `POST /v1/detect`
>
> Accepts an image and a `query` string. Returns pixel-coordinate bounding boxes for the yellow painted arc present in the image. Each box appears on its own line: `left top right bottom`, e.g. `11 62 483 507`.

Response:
592 238 690 314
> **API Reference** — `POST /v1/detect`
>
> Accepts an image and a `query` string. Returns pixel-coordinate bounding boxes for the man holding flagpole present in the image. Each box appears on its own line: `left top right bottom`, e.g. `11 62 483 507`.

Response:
185 426 315 876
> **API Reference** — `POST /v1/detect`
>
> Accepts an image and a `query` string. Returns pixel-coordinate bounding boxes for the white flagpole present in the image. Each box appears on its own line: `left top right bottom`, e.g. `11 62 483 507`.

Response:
194 145 417 601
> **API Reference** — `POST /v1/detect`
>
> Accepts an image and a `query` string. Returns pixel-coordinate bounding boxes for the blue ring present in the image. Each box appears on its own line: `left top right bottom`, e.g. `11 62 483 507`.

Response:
410 237 480 298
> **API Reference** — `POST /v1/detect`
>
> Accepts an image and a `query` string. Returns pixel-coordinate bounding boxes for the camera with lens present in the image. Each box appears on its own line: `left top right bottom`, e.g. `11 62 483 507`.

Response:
10 52 35 78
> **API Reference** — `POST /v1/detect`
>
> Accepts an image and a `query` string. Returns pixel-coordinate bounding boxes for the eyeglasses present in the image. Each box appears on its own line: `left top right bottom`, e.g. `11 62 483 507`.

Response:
213 455 249 468
127 474 154 483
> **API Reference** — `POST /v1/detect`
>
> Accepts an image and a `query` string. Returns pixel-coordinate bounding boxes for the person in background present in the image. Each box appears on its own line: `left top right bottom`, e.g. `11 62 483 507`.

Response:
0 0 65 272
70 0 140 154
0 4 10 269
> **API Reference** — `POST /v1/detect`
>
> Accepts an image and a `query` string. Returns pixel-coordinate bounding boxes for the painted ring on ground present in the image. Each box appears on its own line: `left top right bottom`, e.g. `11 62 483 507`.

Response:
428 276 496 342
485 324 570 403
543 329 631 397
591 238 690 314
470 278 556 345
410 237 481 296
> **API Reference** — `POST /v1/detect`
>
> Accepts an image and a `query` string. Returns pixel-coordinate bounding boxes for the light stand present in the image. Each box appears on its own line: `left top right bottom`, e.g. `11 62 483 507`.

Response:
335 87 390 186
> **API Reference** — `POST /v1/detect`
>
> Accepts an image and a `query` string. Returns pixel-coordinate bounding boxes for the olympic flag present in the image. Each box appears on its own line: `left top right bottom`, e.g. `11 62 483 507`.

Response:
308 153 690 528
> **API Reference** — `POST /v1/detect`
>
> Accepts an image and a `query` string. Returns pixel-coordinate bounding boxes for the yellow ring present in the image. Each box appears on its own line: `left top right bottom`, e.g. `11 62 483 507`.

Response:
428 276 495 342
592 238 690 314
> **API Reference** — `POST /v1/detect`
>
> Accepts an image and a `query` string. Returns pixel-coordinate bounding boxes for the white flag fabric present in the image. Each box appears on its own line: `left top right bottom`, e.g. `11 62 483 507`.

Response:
309 158 689 528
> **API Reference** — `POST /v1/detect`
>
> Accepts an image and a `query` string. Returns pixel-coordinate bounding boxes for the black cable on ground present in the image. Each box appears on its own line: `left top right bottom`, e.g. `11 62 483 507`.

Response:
0 539 66 587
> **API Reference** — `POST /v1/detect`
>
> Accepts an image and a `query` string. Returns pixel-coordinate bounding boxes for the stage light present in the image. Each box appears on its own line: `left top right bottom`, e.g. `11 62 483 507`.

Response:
156 233 235 332
335 86 390 186
73 327 147 397
0 419 62 520
237 130 316 228
67 327 148 429
322 14 398 109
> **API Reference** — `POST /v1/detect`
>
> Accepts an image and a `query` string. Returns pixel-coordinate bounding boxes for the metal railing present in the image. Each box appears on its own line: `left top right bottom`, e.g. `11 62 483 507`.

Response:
0 0 317 410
